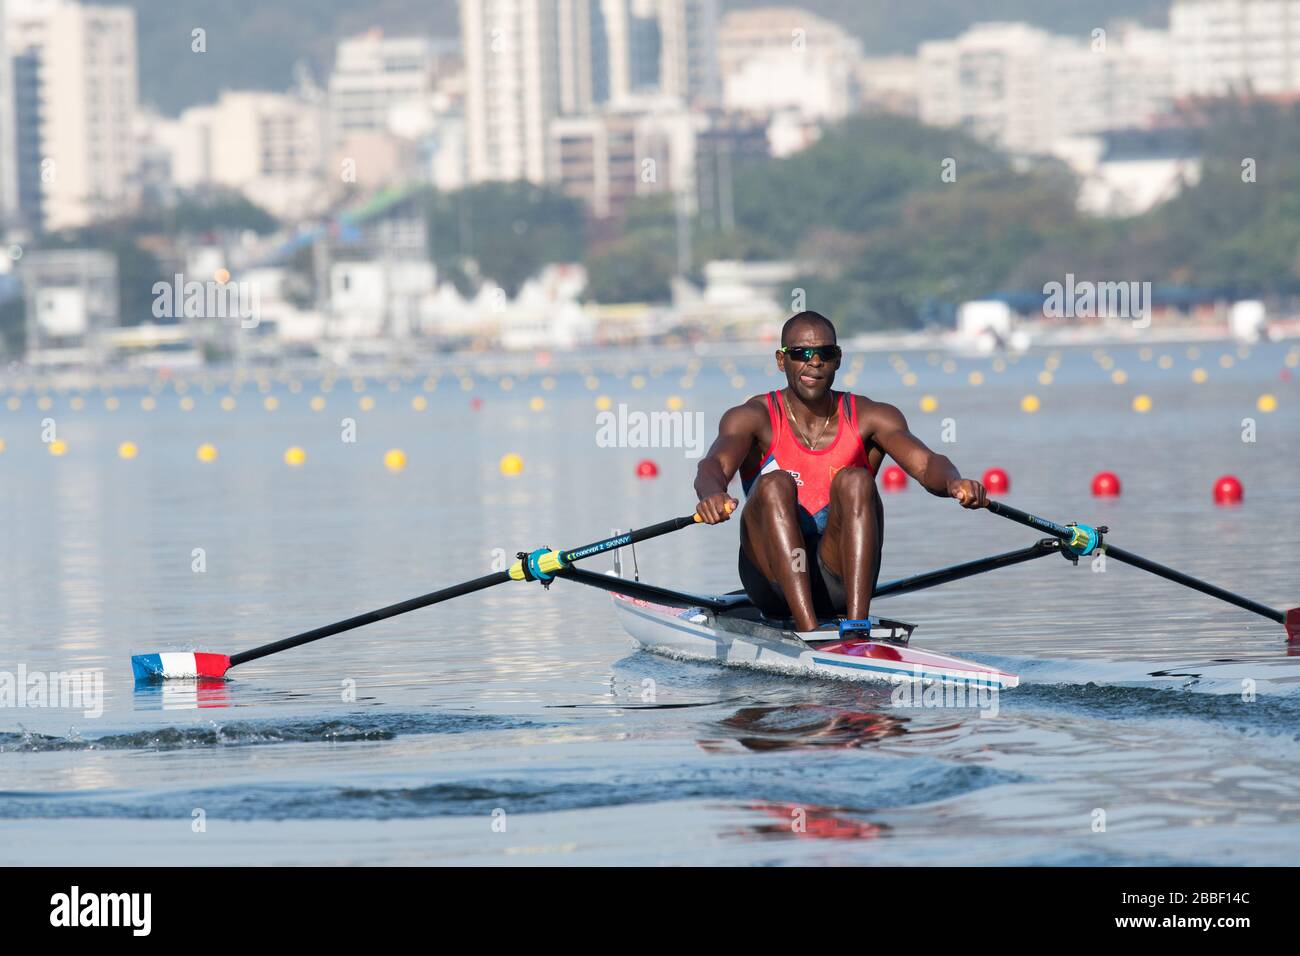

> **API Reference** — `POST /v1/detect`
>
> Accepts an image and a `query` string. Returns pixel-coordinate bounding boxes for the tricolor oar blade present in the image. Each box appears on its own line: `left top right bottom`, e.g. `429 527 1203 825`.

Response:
132 513 703 681
131 652 232 681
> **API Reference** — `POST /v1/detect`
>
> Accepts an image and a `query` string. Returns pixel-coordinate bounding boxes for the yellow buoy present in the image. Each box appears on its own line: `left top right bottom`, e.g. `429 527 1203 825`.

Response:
1132 394 1153 413
1191 368 1208 383
105 397 119 411
283 446 307 466
595 395 613 411
919 395 939 413
180 396 196 411
1186 346 1200 360
141 396 156 411
1257 394 1278 413
310 396 326 412
196 443 218 462
118 441 139 459
0 438 6 453
585 375 600 390
1219 354 1234 369
631 374 647 389
902 372 918 387
4 396 18 411
992 358 1006 373
1285 352 1298 368
460 378 475 391
1139 347 1153 361
411 395 428 411
529 396 545 412
667 395 684 410
359 395 376 412
729 375 746 389
384 449 407 472
1037 370 1054 386
70 396 85 411
942 360 957 374
967 371 983 386
263 396 279 411
48 439 68 456
1157 355 1174 370
499 377 514 391
541 376 556 391
499 452 524 476
220 396 236 411
37 396 52 410
1020 395 1041 413
1111 370 1128 385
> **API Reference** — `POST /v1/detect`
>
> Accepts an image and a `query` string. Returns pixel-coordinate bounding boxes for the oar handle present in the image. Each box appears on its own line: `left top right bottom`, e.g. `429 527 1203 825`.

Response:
560 514 701 564
986 501 1100 555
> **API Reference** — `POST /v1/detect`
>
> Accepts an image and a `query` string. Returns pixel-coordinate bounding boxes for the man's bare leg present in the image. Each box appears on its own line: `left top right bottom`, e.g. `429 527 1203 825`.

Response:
819 467 883 620
740 471 818 631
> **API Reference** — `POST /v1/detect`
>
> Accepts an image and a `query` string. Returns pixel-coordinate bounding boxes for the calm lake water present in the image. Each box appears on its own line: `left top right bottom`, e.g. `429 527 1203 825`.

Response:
2 340 1299 865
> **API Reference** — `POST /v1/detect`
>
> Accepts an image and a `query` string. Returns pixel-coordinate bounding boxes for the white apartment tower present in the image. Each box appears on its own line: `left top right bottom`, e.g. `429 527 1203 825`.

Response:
1171 0 1300 96
0 0 18 230
919 22 1173 155
328 32 455 149
657 0 720 104
462 0 560 183
6 0 138 231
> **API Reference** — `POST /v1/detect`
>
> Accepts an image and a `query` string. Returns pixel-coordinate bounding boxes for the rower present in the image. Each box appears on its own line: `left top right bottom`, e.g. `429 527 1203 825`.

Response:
693 311 988 632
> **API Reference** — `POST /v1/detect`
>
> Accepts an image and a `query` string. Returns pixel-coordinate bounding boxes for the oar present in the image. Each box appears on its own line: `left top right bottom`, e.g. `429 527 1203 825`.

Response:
132 513 705 681
986 500 1299 642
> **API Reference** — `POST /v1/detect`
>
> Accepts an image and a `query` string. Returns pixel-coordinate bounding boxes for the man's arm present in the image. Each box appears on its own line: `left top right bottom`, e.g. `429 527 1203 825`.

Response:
693 401 764 523
867 401 987 509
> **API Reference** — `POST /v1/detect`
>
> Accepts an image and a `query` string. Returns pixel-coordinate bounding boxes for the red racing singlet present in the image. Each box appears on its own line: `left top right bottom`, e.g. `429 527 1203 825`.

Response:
739 390 875 535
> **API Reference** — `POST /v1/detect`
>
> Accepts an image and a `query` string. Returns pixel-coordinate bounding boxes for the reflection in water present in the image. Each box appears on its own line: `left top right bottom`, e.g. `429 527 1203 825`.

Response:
733 802 887 841
133 679 233 711
702 703 915 751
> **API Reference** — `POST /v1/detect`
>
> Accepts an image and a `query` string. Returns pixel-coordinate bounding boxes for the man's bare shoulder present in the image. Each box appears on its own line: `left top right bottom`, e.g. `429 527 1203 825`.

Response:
718 394 771 432
845 393 907 433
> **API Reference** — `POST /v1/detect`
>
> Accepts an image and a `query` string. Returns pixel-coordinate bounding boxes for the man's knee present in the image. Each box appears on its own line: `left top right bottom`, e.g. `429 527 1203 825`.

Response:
752 469 799 502
831 467 876 503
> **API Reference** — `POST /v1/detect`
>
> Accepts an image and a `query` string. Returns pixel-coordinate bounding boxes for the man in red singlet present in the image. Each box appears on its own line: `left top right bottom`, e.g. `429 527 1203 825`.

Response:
694 310 988 632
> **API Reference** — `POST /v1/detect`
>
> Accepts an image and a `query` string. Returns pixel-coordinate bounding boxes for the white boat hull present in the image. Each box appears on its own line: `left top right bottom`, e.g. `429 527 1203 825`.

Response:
612 593 1019 689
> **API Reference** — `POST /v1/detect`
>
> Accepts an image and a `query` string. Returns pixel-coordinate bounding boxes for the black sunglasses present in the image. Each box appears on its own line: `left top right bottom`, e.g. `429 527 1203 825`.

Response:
779 345 842 363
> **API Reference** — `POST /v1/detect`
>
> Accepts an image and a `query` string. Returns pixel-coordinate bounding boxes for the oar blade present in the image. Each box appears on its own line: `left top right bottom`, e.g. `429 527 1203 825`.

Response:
132 652 232 682
1287 608 1299 644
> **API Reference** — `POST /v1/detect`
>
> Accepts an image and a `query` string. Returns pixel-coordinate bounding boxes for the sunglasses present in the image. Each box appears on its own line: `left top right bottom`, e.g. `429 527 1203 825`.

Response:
779 345 842 363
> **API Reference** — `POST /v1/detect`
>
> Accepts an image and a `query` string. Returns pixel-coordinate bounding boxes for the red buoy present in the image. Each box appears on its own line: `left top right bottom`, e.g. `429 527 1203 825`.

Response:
635 459 659 479
1213 474 1243 505
470 397 484 411
881 465 907 492
1280 368 1293 382
1091 471 1122 497
982 468 1010 495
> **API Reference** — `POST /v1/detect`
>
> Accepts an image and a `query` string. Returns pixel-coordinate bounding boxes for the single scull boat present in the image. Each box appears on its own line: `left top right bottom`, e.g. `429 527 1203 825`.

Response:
131 501 1299 684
